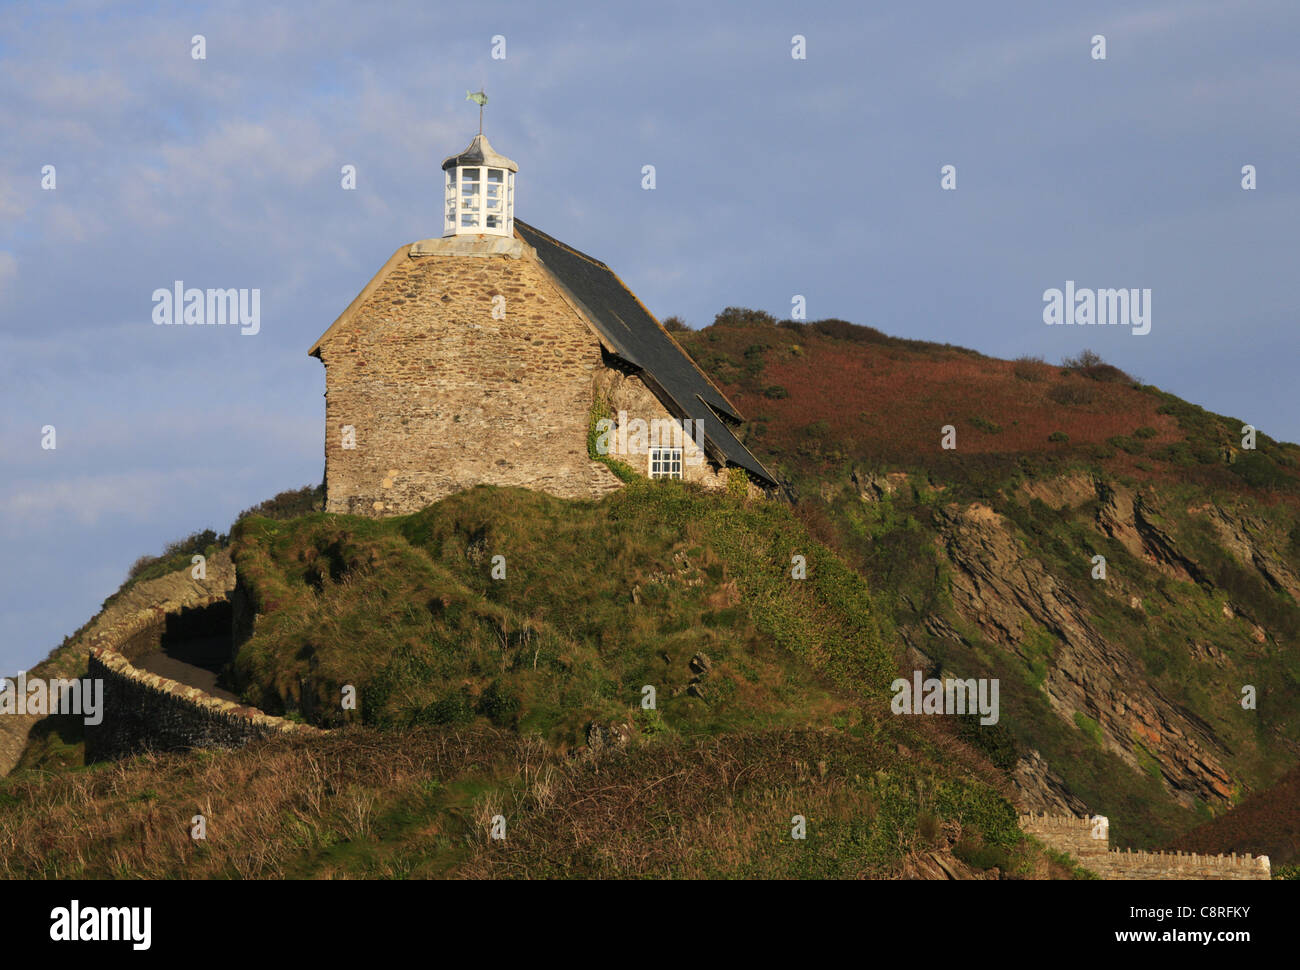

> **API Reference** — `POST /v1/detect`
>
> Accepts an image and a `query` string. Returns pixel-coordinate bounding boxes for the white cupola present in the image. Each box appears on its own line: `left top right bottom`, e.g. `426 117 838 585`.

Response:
441 133 518 238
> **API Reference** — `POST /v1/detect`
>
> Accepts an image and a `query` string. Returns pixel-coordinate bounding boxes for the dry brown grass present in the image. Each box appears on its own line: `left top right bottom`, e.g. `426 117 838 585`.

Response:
0 725 1047 880
0 729 515 879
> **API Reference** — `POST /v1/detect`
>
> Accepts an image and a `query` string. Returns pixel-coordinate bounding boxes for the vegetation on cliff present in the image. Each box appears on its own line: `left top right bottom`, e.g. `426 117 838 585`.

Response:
675 310 1300 857
5 308 1298 877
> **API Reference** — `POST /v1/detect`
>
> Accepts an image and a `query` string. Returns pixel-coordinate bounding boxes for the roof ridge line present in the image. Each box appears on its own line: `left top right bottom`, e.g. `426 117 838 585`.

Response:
513 219 610 271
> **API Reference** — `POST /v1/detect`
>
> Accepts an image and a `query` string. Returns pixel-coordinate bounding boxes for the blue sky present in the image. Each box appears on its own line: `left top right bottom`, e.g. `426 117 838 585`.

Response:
1 0 1297 672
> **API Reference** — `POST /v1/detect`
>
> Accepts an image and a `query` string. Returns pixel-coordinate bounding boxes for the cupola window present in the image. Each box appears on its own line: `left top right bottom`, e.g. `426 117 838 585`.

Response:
441 135 517 237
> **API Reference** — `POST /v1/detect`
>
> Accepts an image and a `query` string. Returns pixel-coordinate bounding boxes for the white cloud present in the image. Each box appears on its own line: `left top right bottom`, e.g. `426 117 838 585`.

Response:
0 468 219 528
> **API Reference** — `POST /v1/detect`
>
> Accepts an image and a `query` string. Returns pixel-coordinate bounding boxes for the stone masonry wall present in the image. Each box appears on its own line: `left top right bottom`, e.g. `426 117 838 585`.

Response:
317 245 626 516
1019 813 1270 880
0 552 238 775
10 549 322 764
86 643 319 762
594 368 731 489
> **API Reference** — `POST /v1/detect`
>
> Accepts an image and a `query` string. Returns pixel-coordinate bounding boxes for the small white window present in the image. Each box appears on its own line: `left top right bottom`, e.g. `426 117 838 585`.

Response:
460 167 481 209
649 447 683 480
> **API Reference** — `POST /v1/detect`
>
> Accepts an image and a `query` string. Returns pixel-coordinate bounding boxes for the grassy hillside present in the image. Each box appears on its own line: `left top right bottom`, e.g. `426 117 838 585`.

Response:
0 726 1067 879
676 309 1300 851
2 481 1057 879
5 308 1296 878
230 482 895 740
1168 760 1300 869
678 309 1299 499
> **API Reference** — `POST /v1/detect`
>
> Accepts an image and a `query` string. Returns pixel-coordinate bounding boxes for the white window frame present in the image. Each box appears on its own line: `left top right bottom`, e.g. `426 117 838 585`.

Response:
648 447 683 480
444 165 515 237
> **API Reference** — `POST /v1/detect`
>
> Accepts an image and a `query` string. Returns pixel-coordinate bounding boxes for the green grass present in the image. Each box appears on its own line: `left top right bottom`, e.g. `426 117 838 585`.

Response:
230 482 893 746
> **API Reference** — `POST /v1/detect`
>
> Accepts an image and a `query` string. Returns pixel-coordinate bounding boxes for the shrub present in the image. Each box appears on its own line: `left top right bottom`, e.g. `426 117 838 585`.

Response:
127 528 227 581
661 315 689 332
1048 431 1069 443
476 680 521 728
1047 382 1097 407
809 319 870 342
969 416 1002 435
1232 452 1288 490
1152 442 1195 465
420 689 475 726
235 485 324 523
1107 435 1144 455
713 307 777 328
956 714 1019 772
1061 349 1133 383
726 467 750 499
1133 426 1159 439
1013 355 1047 382
1061 349 1103 369
953 837 1012 871
763 385 789 399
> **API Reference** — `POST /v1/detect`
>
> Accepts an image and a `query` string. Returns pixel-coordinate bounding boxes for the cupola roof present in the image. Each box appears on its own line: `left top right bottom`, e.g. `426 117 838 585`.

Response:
441 133 518 173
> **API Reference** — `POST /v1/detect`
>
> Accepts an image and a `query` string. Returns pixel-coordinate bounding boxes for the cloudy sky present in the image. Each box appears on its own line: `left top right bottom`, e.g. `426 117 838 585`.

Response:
1 0 1297 672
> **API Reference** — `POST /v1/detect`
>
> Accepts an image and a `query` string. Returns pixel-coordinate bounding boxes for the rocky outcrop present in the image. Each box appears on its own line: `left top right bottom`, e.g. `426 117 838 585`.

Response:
1095 483 1207 584
1200 503 1300 602
850 466 910 503
936 501 1233 809
1016 472 1095 511
1012 748 1089 815
900 849 997 880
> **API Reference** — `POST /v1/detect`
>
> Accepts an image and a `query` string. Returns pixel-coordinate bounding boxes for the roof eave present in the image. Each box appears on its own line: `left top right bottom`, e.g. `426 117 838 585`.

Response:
308 243 412 358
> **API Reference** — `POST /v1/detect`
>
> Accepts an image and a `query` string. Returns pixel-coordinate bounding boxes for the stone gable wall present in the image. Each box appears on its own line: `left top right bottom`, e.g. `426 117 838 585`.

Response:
1019 813 1270 880
594 369 731 490
317 249 628 516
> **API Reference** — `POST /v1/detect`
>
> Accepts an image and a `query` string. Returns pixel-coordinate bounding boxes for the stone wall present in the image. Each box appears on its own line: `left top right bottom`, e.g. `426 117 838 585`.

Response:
2 548 319 765
86 644 318 762
0 552 238 775
315 241 627 516
1019 813 1270 880
594 368 732 490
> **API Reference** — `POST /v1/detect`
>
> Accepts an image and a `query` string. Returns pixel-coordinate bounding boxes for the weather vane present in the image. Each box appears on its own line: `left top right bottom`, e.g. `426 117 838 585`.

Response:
466 89 487 134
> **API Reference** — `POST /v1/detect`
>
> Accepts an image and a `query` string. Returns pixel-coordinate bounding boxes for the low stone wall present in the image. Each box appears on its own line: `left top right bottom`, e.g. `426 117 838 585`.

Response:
86 645 320 762
1019 813 1270 880
1 552 241 775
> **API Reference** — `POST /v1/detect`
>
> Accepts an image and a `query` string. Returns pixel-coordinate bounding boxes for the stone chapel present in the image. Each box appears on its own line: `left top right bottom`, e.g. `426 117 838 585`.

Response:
309 129 776 515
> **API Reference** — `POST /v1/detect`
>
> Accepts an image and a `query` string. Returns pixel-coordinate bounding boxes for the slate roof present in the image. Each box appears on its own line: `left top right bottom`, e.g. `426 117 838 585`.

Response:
515 219 776 485
441 133 518 173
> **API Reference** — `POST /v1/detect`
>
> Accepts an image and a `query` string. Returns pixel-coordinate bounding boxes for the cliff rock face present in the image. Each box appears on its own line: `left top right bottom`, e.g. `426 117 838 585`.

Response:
1012 748 1089 815
936 498 1234 809
1201 503 1300 602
